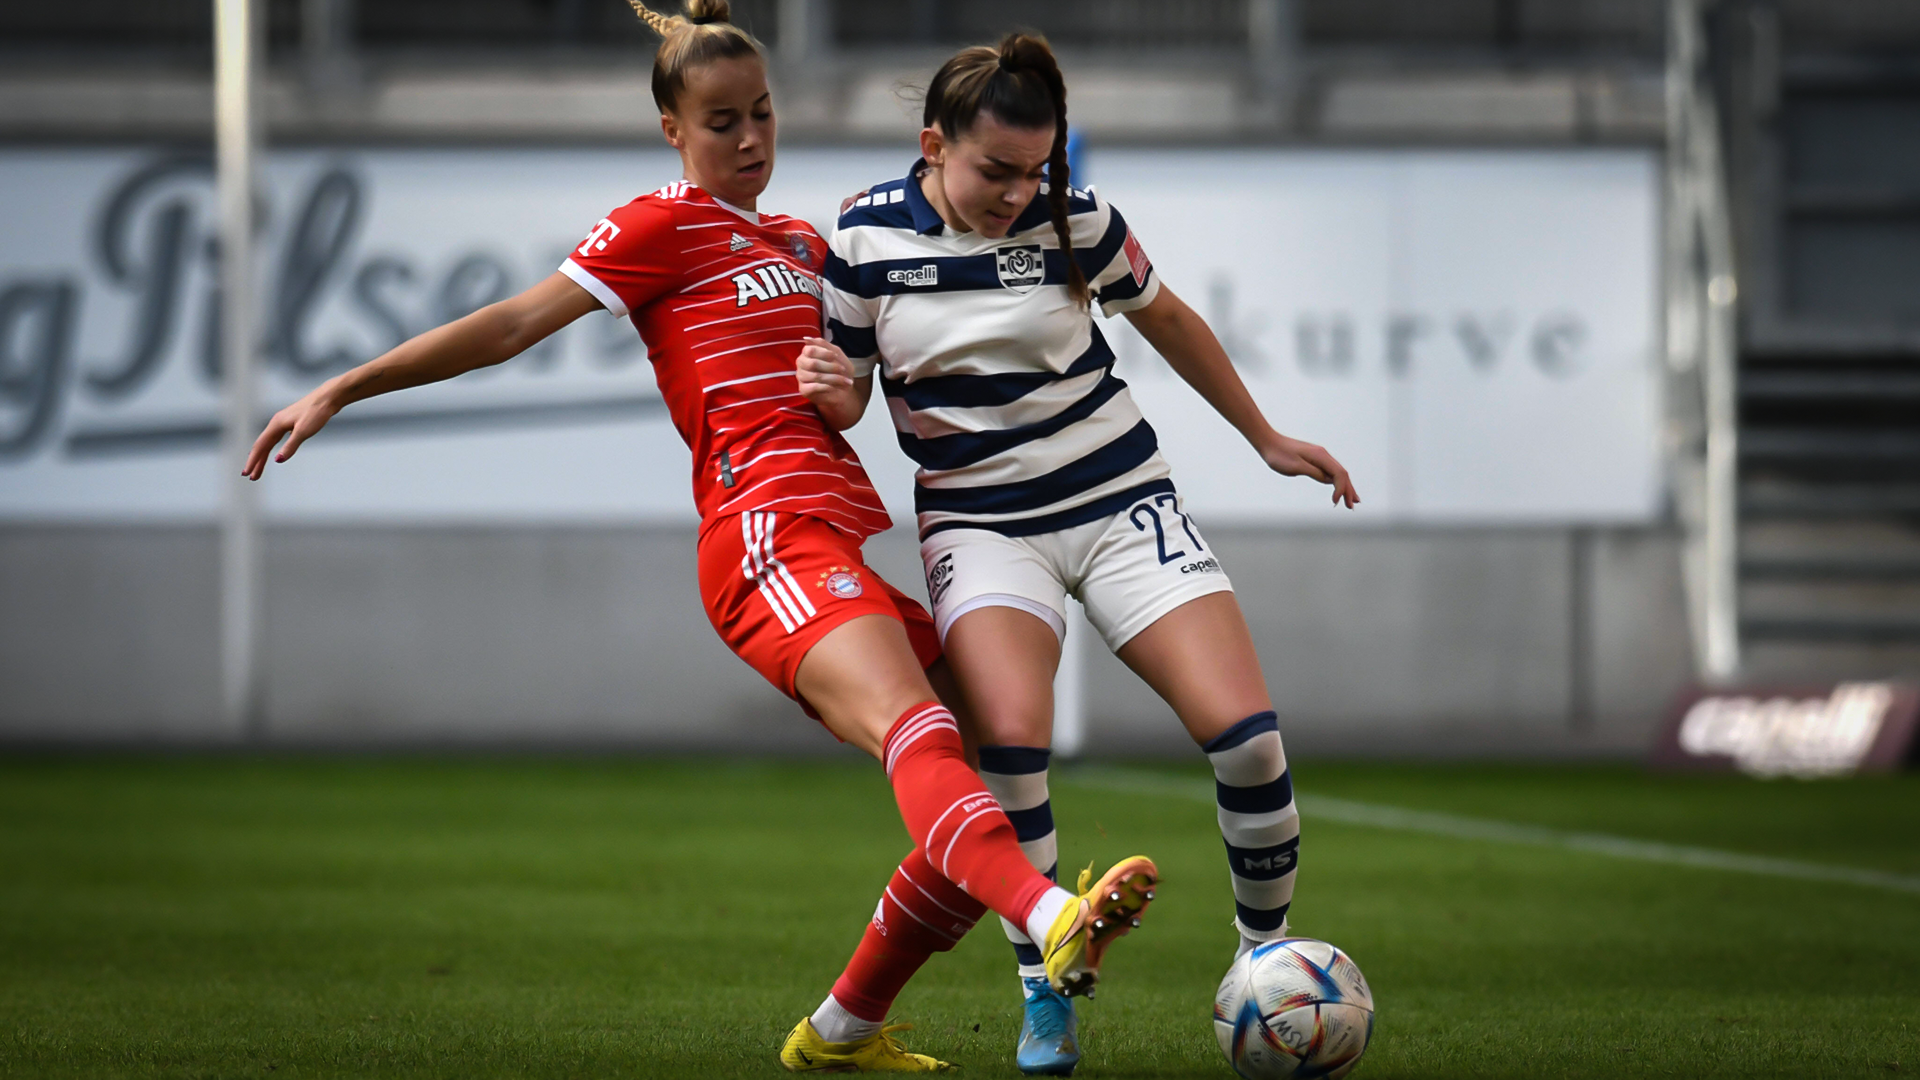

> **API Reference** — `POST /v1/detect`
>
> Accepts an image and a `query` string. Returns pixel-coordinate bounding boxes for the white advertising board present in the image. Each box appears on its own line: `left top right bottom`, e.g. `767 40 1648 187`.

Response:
0 146 1659 525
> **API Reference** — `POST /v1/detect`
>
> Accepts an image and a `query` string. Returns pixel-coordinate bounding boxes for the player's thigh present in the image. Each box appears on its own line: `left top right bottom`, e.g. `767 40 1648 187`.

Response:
796 614 942 759
1114 591 1273 746
921 528 1068 748
700 511 941 758
944 605 1062 749
1078 488 1270 744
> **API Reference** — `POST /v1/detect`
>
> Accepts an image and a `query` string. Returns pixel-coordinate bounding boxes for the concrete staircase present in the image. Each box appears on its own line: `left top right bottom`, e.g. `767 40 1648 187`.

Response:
1732 50 1920 681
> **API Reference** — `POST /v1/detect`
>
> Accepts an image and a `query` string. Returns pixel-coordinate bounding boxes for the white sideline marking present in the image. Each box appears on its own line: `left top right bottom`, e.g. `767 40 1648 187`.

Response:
1062 767 1920 897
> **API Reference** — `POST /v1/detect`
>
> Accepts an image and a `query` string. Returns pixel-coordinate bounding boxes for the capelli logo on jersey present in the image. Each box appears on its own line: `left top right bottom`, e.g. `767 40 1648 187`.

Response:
995 244 1044 294
731 264 823 307
886 264 939 288
577 218 620 257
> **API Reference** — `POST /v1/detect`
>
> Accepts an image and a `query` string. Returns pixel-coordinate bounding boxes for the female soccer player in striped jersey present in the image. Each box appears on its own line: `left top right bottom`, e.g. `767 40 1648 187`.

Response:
242 5 1156 1072
806 33 1360 1077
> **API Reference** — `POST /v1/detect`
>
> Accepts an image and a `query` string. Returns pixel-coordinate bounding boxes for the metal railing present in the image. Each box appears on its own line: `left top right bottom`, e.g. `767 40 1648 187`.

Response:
1664 0 1741 682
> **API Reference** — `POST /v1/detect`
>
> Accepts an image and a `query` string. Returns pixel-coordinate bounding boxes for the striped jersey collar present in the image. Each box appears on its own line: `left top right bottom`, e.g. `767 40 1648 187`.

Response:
902 158 949 236
897 157 1061 239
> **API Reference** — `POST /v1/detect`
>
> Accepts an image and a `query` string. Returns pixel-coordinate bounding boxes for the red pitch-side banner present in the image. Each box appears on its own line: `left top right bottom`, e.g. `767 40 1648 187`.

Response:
1649 682 1920 777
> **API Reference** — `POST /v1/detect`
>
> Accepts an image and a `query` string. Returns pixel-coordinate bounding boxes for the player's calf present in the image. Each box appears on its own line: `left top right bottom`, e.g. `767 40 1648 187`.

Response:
814 846 986 1046
977 745 1060 979
1204 711 1299 955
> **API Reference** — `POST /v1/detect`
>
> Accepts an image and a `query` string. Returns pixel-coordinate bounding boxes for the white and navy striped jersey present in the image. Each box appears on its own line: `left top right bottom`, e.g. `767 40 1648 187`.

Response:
823 158 1167 539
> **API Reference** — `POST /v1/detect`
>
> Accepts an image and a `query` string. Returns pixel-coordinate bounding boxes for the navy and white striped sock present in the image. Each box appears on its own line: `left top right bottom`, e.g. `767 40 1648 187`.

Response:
1204 711 1298 954
977 745 1058 982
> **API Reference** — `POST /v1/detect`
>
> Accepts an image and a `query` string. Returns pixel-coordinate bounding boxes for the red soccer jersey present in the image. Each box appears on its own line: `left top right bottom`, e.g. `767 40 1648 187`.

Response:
561 180 893 538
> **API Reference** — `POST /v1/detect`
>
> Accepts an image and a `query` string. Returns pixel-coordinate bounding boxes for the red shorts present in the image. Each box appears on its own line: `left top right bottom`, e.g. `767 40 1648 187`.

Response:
698 510 942 705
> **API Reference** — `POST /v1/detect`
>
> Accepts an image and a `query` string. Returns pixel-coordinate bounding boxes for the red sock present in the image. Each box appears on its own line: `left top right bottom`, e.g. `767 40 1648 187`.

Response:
829 847 987 1021
882 702 1058 925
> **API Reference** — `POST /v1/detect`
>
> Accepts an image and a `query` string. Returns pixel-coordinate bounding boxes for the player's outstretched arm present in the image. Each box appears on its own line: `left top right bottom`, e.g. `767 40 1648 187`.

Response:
244 272 602 479
796 336 873 431
1124 285 1360 509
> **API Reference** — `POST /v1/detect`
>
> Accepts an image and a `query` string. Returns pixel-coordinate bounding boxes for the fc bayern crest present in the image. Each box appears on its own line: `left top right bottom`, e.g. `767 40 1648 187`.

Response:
995 244 1045 294
819 566 864 599
789 233 812 264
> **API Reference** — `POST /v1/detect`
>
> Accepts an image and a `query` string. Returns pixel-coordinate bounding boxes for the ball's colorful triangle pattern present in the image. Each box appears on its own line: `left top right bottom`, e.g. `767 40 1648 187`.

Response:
1215 938 1375 1079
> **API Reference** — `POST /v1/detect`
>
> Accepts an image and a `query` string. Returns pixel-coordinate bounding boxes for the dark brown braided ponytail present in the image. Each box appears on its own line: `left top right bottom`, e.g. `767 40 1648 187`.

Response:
923 32 1089 307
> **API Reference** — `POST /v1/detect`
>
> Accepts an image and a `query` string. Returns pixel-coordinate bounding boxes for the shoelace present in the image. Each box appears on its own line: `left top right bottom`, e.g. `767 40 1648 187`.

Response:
1023 980 1072 1040
876 1022 918 1057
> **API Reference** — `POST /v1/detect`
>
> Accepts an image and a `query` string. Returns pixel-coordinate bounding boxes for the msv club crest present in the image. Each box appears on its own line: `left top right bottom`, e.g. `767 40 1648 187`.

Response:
995 244 1045 294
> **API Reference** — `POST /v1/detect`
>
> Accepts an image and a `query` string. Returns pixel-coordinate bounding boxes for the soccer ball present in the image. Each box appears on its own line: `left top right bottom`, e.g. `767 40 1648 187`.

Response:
1213 938 1374 1079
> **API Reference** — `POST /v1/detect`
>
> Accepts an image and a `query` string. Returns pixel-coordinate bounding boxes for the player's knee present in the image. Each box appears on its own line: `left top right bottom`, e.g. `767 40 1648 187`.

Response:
968 690 1054 748
799 617 942 752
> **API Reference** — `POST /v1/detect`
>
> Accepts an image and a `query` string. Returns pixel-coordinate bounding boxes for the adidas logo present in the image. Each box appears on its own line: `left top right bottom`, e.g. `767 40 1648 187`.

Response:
729 232 751 252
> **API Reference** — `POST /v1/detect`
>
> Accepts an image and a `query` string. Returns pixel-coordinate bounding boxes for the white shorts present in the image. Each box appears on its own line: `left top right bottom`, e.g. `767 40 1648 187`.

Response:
920 486 1234 652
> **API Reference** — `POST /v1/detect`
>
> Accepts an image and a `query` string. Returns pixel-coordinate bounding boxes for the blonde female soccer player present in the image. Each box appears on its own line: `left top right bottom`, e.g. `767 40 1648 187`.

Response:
243 5 1156 1072
804 32 1359 1077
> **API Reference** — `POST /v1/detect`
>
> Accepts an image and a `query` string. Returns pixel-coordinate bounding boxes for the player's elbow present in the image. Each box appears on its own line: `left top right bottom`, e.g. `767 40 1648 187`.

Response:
477 300 543 366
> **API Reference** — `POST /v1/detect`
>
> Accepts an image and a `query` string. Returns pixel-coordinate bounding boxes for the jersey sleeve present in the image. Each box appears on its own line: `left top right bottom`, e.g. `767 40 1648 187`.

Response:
1075 191 1161 319
822 226 881 379
559 197 679 319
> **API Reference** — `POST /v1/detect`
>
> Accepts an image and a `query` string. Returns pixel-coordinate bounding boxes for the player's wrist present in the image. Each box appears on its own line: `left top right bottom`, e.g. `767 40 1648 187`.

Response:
822 395 863 430
1251 427 1291 461
312 376 355 415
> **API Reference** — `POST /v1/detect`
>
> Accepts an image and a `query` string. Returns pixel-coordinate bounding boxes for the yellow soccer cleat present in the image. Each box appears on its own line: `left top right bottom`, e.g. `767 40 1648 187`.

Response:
1040 855 1159 998
780 1017 956 1073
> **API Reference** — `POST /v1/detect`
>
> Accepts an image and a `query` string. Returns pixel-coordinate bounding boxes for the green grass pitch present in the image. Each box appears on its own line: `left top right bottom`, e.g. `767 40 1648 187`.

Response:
2 756 1917 1079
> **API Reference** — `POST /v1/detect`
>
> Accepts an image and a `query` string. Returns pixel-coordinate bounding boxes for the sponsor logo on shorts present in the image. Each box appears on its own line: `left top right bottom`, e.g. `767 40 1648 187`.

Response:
818 565 864 599
927 553 955 604
1180 557 1222 575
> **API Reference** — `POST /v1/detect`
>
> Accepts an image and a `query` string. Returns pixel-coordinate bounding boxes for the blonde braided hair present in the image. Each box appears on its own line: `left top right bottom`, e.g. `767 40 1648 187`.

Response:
627 0 764 113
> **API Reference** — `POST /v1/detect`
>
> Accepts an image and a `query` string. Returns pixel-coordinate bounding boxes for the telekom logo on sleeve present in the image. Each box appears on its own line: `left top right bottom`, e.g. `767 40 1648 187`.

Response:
578 218 621 257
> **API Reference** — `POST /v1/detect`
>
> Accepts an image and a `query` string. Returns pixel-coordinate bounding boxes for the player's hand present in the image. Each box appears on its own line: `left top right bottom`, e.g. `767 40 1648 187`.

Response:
797 337 867 431
243 384 340 480
1260 434 1360 509
797 337 856 400
839 189 872 215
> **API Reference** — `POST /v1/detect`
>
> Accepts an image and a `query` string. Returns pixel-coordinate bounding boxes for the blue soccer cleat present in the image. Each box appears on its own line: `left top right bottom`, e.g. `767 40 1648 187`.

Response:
1016 975 1081 1076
